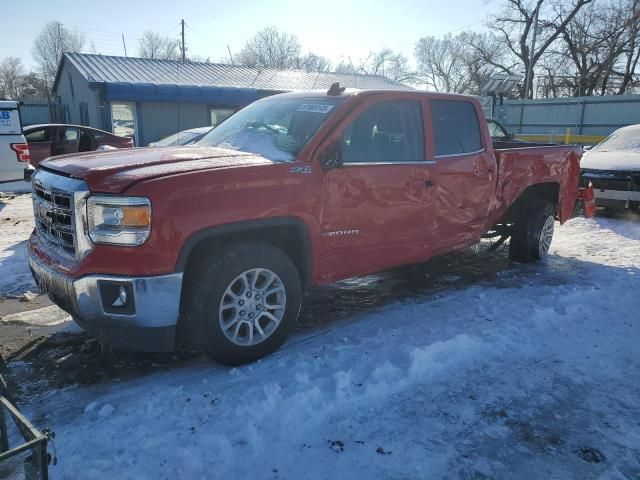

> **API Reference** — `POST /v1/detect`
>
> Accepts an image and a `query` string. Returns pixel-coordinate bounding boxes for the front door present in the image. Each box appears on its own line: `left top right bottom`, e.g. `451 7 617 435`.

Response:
318 98 436 282
24 127 54 167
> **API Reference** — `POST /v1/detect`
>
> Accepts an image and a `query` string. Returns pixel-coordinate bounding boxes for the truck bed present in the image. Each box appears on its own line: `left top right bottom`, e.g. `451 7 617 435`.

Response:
491 144 583 225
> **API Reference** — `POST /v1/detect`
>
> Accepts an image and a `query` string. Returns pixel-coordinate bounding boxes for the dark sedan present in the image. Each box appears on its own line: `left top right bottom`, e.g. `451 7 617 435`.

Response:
24 124 134 168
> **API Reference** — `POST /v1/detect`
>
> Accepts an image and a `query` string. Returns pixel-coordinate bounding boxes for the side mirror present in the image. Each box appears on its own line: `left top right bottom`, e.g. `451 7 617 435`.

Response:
320 141 343 170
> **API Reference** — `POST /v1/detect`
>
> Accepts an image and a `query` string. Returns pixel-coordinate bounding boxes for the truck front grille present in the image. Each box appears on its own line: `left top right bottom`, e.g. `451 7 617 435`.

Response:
31 170 89 259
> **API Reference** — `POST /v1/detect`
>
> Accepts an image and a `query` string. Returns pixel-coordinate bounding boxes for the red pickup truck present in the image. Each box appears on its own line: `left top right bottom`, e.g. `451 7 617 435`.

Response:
28 88 594 365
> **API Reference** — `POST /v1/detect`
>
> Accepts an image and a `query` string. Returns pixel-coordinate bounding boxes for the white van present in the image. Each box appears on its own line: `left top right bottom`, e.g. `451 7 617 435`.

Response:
0 100 30 183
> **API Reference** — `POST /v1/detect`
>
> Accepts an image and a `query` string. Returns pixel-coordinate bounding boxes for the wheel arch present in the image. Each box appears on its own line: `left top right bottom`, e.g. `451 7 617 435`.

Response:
501 181 560 224
175 217 313 291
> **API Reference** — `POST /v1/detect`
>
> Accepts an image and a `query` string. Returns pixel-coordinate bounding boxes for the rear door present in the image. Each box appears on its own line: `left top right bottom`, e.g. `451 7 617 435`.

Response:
427 99 497 253
25 127 54 167
318 97 436 282
52 126 80 156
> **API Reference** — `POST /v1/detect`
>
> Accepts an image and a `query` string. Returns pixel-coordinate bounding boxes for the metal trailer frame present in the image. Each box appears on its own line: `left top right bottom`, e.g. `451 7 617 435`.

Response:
0 375 51 480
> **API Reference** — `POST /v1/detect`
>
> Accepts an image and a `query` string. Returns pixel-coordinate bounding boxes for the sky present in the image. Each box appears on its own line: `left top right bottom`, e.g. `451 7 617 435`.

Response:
3 0 500 71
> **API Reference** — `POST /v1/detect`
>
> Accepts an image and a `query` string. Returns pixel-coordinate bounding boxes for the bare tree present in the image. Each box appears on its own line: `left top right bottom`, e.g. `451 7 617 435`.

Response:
333 49 416 84
532 0 640 96
414 33 502 93
551 0 635 95
138 30 180 60
0 57 25 99
415 34 468 92
32 21 85 87
0 58 46 98
297 53 332 73
616 0 640 93
369 49 417 83
488 0 593 98
236 26 302 70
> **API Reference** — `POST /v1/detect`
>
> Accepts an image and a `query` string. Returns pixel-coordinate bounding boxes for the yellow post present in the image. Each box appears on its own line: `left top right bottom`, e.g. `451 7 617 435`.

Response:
565 127 571 144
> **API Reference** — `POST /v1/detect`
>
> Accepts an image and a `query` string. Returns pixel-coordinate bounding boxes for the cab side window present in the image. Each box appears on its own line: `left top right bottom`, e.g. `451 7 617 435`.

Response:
342 100 424 163
430 100 482 156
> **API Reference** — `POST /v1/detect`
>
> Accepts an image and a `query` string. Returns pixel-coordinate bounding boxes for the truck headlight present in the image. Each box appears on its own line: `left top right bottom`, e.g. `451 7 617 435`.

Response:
87 196 151 246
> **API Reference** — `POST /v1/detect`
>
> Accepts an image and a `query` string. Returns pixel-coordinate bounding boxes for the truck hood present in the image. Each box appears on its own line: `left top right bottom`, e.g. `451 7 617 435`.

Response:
581 150 640 172
40 146 273 193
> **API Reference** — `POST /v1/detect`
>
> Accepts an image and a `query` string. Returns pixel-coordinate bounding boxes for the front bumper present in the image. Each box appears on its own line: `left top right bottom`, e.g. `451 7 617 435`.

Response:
581 169 640 209
593 189 640 209
29 253 182 352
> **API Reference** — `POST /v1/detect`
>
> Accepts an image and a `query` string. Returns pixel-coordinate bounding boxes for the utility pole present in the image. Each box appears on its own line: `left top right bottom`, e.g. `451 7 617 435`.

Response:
524 3 541 99
122 34 128 57
181 19 186 63
227 45 235 66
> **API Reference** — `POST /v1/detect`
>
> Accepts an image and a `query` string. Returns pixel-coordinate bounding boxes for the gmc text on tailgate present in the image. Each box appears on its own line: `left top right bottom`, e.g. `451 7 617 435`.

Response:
28 87 595 365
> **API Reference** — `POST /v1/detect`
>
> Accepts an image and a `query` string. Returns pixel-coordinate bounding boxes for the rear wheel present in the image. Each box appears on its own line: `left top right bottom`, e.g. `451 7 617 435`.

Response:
509 201 555 263
184 243 301 365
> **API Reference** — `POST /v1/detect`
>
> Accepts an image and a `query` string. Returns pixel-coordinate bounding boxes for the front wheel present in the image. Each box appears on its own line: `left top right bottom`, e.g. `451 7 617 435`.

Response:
184 243 301 365
509 201 555 263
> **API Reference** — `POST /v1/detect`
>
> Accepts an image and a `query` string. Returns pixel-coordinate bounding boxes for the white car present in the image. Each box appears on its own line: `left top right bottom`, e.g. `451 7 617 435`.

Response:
0 100 30 183
581 124 640 210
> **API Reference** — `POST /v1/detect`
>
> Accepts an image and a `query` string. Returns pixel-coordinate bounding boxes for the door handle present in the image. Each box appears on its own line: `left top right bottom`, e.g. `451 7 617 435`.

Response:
473 161 487 176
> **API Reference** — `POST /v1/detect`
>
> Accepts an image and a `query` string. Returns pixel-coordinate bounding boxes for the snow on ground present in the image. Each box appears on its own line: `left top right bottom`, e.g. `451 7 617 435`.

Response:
0 181 32 194
0 193 37 296
7 214 633 480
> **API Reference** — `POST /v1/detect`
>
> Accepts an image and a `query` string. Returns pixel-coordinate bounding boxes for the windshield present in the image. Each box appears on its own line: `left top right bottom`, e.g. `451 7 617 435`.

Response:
197 97 343 161
153 131 200 147
593 127 640 152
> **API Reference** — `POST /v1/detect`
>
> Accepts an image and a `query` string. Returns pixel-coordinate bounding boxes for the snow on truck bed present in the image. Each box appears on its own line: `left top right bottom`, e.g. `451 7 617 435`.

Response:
2 194 639 479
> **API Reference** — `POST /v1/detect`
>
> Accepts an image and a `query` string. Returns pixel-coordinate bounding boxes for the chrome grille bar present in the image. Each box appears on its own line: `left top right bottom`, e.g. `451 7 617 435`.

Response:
31 170 90 261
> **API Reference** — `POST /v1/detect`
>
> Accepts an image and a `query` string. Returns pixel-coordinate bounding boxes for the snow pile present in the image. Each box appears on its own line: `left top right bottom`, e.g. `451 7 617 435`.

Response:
22 215 639 479
0 194 37 295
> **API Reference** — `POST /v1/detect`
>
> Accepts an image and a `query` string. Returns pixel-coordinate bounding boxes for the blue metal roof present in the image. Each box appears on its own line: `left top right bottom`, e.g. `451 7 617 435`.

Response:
55 53 408 105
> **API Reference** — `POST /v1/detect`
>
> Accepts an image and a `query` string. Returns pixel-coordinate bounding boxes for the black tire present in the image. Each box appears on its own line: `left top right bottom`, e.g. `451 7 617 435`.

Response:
509 201 556 263
183 242 301 365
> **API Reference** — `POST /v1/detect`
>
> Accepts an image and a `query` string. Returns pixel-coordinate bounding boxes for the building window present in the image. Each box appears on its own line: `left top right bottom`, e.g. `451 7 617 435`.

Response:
209 107 235 127
111 102 137 144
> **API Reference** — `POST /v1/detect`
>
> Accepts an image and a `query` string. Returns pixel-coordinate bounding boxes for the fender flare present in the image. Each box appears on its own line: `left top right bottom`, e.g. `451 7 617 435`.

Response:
174 216 313 287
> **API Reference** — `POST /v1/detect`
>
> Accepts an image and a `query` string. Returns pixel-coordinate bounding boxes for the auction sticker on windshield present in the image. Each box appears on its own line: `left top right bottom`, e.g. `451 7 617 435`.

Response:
0 109 21 135
296 104 335 114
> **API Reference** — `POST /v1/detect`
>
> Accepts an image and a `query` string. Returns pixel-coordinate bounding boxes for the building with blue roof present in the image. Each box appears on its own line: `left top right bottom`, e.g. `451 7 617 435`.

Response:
53 53 407 146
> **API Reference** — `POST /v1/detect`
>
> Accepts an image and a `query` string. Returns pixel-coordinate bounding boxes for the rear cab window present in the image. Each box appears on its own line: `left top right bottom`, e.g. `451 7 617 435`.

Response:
430 100 483 157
